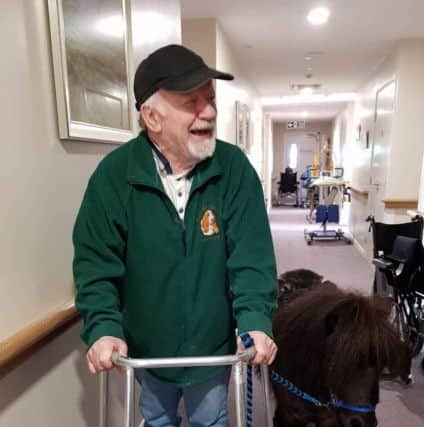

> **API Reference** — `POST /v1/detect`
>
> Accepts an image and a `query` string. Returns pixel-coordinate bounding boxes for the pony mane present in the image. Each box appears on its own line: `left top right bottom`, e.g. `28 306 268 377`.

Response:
272 283 408 393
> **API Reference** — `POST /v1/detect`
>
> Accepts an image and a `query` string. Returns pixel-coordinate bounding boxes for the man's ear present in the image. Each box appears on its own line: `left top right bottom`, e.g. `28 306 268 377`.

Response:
140 106 162 133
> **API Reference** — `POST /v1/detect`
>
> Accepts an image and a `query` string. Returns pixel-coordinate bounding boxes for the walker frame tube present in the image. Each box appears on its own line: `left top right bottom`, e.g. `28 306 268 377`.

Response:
99 348 272 427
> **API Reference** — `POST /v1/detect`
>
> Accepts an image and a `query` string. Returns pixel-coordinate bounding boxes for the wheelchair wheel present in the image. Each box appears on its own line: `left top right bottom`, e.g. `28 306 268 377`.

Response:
391 293 424 357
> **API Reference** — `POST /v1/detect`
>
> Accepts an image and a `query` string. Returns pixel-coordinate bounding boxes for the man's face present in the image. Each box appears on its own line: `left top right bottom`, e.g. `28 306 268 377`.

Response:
156 81 217 162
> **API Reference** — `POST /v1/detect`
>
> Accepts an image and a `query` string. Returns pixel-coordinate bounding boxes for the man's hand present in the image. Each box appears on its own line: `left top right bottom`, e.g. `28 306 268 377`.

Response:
237 331 278 365
86 336 128 374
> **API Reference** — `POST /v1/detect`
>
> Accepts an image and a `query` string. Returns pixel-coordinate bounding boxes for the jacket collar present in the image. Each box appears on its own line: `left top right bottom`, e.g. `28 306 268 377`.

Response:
127 131 223 193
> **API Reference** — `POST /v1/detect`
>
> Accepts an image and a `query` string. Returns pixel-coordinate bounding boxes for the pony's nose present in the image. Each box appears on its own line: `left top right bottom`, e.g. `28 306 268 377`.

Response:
346 416 365 427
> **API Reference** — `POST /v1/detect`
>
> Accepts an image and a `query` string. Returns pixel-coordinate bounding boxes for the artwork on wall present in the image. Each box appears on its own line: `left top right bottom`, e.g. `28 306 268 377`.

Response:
365 130 370 149
356 123 362 141
47 0 135 143
244 106 251 152
235 101 251 153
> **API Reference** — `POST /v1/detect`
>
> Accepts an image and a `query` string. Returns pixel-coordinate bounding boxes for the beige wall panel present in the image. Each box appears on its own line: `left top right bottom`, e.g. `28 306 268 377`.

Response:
334 54 395 253
182 18 217 67
386 39 424 199
182 19 264 180
0 0 181 425
0 323 98 427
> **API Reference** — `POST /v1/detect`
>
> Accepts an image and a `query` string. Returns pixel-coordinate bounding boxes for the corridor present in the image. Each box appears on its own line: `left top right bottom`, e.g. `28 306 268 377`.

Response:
268 206 424 427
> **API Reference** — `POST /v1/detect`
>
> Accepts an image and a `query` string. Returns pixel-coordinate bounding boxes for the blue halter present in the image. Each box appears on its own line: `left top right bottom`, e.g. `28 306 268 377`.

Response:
239 332 376 418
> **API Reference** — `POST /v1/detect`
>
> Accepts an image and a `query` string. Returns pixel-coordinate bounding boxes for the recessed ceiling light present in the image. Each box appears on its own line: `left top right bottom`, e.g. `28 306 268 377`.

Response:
307 7 330 26
301 111 308 118
300 87 314 95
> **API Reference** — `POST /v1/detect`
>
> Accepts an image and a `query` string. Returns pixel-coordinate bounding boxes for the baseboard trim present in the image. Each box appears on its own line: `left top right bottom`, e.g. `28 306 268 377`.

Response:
352 235 368 260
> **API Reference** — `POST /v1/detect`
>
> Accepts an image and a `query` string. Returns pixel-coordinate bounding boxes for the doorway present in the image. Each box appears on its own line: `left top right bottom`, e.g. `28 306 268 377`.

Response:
368 80 396 221
283 132 319 175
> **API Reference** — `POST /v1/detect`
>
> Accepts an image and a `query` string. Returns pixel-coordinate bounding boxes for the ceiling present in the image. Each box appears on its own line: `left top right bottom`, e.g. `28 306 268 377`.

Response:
264 100 349 121
181 0 424 121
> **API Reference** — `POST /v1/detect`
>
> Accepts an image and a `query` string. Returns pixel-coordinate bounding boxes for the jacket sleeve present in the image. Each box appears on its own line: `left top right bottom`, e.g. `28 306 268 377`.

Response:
224 152 278 338
72 167 128 349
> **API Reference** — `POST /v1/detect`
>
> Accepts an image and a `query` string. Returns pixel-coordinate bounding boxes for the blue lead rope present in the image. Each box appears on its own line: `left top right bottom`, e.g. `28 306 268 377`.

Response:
269 369 322 407
328 391 376 414
270 369 376 414
239 332 375 423
239 332 254 427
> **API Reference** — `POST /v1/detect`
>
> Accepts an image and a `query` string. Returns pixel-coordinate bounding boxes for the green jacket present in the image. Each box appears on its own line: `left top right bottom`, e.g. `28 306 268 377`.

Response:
73 132 277 387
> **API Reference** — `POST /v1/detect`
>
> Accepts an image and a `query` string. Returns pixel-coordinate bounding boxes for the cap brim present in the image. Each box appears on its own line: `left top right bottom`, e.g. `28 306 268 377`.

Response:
160 66 234 93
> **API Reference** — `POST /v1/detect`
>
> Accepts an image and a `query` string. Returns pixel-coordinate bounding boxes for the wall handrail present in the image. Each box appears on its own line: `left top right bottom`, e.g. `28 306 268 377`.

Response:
382 199 418 209
349 187 369 196
0 301 78 378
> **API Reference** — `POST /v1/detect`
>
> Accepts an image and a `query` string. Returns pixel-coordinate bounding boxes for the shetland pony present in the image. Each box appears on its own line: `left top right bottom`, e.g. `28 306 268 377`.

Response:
272 280 412 427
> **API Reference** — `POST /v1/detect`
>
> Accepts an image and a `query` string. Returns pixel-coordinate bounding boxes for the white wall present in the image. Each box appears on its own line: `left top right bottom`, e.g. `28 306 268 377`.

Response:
335 40 424 256
386 39 424 199
263 114 274 210
182 19 264 178
215 24 264 177
181 18 216 67
332 102 356 182
0 1 180 426
333 53 396 256
0 322 98 427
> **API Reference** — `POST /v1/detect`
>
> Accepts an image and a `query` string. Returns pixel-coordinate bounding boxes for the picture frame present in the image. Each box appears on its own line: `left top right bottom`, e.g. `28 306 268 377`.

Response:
47 0 135 143
244 105 251 153
235 101 251 152
365 130 370 149
356 123 362 141
235 101 245 150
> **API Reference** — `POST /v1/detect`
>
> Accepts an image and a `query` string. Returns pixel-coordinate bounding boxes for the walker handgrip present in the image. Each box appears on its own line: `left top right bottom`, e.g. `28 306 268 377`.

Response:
111 347 256 369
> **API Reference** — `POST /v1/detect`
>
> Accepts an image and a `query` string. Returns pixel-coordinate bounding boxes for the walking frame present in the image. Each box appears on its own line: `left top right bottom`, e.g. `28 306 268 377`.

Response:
99 349 274 427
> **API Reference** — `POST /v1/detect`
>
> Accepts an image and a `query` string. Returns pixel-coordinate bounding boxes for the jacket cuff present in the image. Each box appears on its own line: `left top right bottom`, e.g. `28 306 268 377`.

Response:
83 322 126 351
236 312 273 339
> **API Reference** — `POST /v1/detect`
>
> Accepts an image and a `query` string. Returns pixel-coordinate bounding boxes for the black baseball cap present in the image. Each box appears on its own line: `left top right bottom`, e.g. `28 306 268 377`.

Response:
134 44 234 110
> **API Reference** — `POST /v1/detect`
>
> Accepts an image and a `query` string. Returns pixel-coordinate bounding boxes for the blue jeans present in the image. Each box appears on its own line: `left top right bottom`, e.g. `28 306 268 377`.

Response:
135 368 231 427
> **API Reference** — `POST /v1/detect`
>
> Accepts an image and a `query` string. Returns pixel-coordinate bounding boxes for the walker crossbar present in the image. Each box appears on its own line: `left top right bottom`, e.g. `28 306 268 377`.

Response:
99 348 273 427
111 348 255 368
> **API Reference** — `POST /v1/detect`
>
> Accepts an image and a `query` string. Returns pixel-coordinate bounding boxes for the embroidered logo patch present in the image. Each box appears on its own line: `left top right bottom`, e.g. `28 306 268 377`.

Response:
200 209 219 236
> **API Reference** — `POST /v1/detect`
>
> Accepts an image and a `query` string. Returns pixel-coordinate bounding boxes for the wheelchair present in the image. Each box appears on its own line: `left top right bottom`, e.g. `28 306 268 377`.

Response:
367 215 424 369
276 171 298 206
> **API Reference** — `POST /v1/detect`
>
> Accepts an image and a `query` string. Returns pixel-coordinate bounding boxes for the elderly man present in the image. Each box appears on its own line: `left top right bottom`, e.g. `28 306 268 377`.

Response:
73 44 277 426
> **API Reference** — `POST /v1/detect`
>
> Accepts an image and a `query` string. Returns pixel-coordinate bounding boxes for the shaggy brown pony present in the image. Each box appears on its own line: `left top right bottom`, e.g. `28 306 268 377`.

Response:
271 282 412 427
277 268 325 305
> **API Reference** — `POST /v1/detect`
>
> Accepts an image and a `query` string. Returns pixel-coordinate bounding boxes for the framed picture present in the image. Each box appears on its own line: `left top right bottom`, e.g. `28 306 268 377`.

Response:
235 101 251 152
235 101 244 150
365 130 370 149
47 0 135 143
244 105 251 153
356 123 362 141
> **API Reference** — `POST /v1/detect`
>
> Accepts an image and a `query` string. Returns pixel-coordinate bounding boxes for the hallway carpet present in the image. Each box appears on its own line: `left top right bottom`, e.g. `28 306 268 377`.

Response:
270 206 374 294
249 206 423 427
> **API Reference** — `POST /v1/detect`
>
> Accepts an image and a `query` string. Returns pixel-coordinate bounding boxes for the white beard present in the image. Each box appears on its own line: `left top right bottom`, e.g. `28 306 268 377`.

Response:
187 132 216 160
